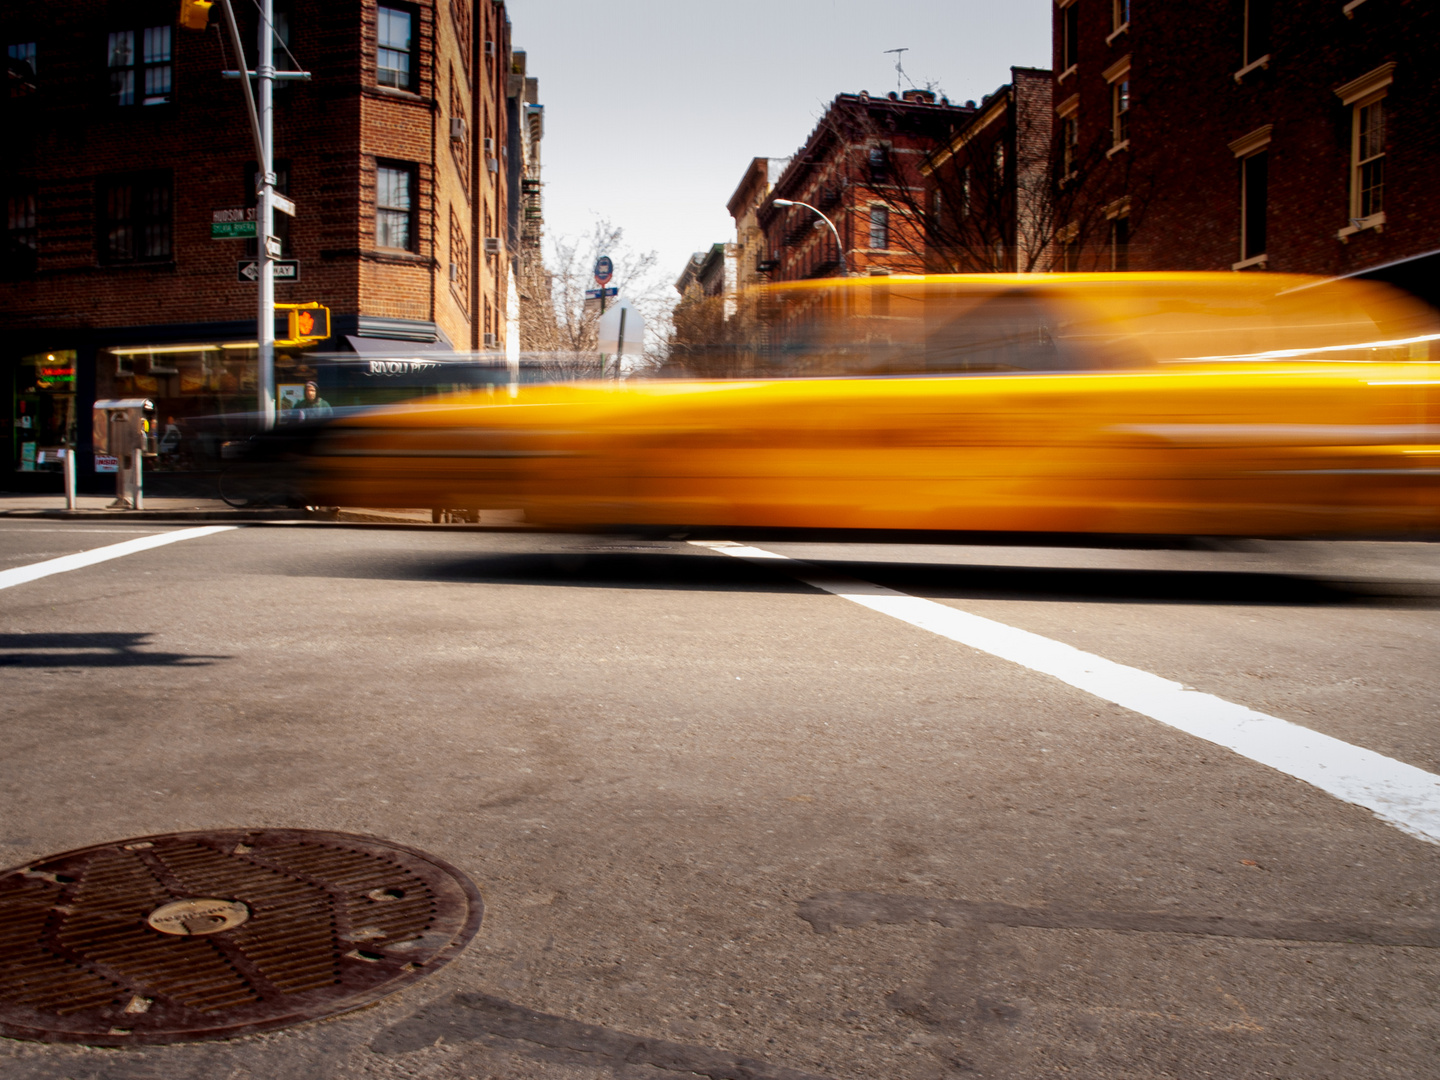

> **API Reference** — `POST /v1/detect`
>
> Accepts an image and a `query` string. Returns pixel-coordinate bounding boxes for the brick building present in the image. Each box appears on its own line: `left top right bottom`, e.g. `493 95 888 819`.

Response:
919 68 1055 273
1 0 519 488
1052 0 1440 284
758 91 975 281
725 156 789 291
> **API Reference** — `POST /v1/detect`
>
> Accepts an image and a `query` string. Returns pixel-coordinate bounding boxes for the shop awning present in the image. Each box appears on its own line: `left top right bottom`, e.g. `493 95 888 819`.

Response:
344 335 453 356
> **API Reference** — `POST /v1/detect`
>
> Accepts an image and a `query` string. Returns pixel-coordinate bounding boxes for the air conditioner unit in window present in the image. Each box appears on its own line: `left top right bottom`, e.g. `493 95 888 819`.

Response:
449 263 459 281
483 332 497 347
483 237 501 255
485 156 499 173
484 41 495 57
450 117 466 141
482 137 494 152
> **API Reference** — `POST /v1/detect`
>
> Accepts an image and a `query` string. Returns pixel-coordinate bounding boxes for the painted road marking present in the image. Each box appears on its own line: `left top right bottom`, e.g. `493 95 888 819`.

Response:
691 540 1440 846
0 526 238 592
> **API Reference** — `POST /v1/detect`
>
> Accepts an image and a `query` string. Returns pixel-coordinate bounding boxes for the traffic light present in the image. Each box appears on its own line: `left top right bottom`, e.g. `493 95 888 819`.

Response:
290 306 329 339
178 0 213 30
275 303 330 342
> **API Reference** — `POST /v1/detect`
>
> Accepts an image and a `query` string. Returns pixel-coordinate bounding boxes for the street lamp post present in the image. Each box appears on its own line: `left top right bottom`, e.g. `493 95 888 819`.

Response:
772 199 847 276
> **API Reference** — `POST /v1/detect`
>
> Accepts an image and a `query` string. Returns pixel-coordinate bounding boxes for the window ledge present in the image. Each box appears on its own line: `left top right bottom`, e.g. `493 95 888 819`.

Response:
1336 212 1385 241
1233 55 1271 83
1343 0 1369 16
1058 64 1078 84
1106 22 1130 45
1232 253 1268 271
1106 139 1130 158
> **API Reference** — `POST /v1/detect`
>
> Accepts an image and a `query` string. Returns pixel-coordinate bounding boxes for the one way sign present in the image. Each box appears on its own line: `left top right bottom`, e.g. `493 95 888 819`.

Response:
237 260 300 282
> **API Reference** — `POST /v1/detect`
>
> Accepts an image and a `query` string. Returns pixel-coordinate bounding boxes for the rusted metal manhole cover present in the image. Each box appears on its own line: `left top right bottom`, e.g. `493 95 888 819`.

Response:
0 828 482 1045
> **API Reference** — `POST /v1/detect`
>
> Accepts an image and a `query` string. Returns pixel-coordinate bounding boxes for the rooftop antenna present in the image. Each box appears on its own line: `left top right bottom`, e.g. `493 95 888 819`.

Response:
884 47 911 92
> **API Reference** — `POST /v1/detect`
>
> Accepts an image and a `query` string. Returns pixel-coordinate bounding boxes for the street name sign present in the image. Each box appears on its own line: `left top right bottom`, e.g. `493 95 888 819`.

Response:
273 193 296 217
585 287 618 300
212 207 257 238
238 260 300 282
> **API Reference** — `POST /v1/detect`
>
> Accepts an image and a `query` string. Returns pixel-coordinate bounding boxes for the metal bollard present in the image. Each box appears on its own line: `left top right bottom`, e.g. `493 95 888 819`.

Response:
63 447 77 510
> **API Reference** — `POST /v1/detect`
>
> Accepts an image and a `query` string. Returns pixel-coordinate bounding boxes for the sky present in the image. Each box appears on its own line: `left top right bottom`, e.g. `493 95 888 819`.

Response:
512 0 1053 295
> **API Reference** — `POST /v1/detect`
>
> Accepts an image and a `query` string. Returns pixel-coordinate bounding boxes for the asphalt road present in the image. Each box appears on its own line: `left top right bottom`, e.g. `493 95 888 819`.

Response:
1 521 1437 1079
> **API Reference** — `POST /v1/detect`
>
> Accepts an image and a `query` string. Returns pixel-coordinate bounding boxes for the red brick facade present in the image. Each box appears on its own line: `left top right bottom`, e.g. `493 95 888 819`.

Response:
0 0 516 485
758 92 975 281
1053 0 1440 277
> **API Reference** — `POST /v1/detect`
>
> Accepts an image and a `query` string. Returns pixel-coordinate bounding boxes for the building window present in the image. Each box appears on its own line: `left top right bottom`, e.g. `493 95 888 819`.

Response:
868 144 890 180
8 41 37 95
451 0 471 75
960 167 971 216
1112 77 1130 145
377 5 416 91
98 173 171 263
1352 95 1384 220
1109 215 1129 271
869 205 889 249
1113 0 1130 31
1062 4 1079 72
1061 113 1079 175
108 26 171 106
375 162 416 251
993 142 1006 187
5 187 38 276
1243 0 1272 67
449 206 470 308
1241 150 1268 262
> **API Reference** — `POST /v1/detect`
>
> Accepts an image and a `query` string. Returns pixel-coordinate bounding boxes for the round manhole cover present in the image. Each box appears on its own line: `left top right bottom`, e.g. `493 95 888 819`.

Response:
0 829 482 1045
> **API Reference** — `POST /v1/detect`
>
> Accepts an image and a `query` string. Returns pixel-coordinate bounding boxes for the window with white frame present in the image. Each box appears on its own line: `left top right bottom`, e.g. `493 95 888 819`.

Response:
1112 77 1130 145
375 162 417 251
377 5 416 91
1334 63 1394 233
1109 215 1129 271
108 26 171 106
1352 94 1385 220
869 204 889 249
1241 150 1268 262
1228 125 1272 266
1243 0 1272 68
1061 3 1079 74
1103 56 1131 149
1113 0 1130 32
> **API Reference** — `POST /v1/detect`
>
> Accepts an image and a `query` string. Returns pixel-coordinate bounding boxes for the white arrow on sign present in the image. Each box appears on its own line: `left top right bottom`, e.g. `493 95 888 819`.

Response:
240 261 259 281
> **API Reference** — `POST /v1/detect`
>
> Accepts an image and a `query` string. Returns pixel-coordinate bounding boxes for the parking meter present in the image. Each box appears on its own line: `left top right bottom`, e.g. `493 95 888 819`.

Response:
93 398 155 509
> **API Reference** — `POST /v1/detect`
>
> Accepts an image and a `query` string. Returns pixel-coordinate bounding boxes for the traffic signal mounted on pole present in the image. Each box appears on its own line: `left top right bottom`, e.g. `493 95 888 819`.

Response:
178 0 213 30
275 303 331 345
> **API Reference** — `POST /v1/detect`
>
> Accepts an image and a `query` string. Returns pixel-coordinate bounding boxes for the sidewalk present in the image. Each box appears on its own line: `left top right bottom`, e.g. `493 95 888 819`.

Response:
0 493 528 526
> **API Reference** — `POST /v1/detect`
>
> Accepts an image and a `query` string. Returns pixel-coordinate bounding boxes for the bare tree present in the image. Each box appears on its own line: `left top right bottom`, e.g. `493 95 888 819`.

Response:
519 219 674 379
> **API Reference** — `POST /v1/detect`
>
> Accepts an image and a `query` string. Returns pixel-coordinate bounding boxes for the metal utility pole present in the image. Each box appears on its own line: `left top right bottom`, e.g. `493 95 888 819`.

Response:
218 0 290 429
256 0 276 430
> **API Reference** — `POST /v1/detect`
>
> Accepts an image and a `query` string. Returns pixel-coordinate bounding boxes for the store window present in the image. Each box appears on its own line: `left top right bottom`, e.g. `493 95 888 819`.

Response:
94 343 277 471
6 186 38 276
13 351 76 473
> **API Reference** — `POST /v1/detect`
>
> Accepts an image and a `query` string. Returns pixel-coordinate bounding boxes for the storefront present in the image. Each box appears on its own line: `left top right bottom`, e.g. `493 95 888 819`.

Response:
13 351 78 476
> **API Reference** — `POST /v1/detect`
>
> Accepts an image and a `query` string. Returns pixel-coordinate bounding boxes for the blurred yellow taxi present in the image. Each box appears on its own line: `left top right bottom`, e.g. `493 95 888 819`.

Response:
304 273 1440 538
